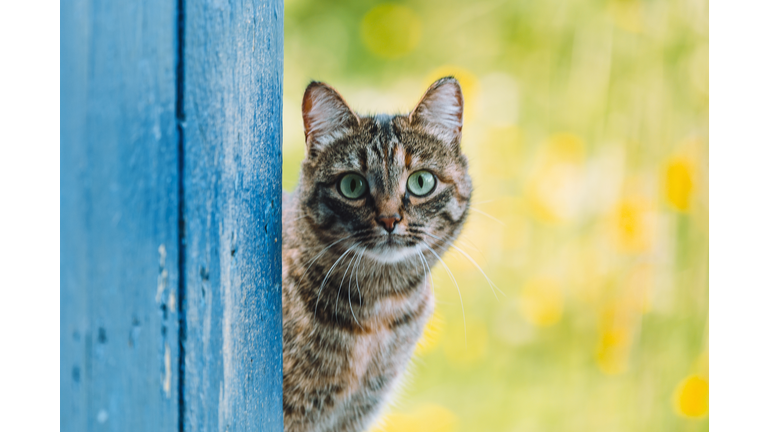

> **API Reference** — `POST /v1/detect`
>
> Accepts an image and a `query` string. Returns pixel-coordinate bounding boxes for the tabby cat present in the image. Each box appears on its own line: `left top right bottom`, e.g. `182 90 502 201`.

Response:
282 77 472 432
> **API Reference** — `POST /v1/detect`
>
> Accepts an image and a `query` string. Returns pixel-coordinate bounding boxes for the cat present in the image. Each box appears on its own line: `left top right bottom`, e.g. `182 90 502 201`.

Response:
282 77 472 432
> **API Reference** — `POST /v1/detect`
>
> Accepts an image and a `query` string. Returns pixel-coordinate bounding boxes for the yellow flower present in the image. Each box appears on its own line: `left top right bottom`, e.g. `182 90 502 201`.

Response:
518 278 563 327
664 156 695 212
673 375 709 418
545 133 585 163
370 404 458 432
611 196 654 253
360 4 422 59
596 326 631 375
595 303 635 375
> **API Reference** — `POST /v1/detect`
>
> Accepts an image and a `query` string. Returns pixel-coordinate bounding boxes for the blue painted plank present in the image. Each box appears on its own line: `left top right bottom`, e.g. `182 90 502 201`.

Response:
181 0 284 430
60 0 181 430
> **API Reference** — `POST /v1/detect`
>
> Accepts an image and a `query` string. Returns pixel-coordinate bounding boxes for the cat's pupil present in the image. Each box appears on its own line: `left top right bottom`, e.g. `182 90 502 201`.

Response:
418 176 424 188
350 181 357 192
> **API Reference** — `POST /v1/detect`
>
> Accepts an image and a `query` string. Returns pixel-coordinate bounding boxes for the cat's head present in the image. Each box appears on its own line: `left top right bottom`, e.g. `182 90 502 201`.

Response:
296 77 472 264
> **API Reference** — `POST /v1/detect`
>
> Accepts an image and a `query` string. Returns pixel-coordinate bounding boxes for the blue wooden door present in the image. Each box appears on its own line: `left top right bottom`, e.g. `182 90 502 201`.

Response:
60 0 283 430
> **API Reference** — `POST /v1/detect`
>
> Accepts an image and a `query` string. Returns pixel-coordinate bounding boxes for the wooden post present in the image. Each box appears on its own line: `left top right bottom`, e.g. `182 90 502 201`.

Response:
60 0 283 429
61 0 181 430
181 0 283 430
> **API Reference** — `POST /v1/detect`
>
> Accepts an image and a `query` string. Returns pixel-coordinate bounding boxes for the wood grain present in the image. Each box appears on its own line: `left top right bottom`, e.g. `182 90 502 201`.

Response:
181 0 283 430
61 0 181 430
61 0 283 430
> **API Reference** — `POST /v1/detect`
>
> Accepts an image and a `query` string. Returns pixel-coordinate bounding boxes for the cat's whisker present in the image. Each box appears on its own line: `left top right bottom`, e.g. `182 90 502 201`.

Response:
471 199 499 205
453 237 481 254
452 244 504 300
289 213 310 223
423 243 466 347
351 231 383 248
469 206 505 226
423 232 504 300
347 249 365 329
315 243 357 318
459 236 493 267
354 247 365 307
299 234 355 287
336 249 359 322
352 230 379 240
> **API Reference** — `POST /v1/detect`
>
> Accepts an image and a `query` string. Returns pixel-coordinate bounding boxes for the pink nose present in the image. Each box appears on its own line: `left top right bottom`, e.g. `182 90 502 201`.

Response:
377 214 402 233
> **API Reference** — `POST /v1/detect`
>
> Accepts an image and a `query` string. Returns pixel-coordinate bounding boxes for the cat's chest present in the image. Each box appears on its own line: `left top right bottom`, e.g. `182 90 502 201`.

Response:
343 331 393 396
340 290 434 397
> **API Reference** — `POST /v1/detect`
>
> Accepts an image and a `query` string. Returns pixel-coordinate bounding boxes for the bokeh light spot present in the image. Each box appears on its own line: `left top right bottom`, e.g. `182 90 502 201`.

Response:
526 134 587 224
546 133 586 162
361 4 422 59
608 0 644 33
442 318 489 367
596 326 631 375
370 403 458 432
475 126 522 180
612 197 655 253
477 72 520 127
518 278 563 327
664 157 695 212
625 263 655 313
674 375 709 418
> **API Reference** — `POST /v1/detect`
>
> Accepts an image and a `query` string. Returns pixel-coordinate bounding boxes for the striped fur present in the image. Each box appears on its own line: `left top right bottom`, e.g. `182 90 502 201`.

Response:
282 78 472 432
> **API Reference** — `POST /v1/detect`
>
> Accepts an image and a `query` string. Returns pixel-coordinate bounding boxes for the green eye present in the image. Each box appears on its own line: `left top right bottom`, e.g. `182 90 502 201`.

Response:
339 173 367 199
407 170 437 196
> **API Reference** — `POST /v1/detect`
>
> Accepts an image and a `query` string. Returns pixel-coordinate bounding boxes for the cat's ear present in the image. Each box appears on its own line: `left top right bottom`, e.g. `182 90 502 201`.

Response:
408 77 464 146
302 81 360 158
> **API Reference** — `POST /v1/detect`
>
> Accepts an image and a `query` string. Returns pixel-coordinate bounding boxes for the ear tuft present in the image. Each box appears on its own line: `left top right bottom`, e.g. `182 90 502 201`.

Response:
302 82 359 157
409 77 464 145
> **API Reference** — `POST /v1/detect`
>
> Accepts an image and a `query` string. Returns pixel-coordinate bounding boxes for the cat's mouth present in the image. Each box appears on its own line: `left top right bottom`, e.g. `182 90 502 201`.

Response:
362 234 421 264
380 233 413 246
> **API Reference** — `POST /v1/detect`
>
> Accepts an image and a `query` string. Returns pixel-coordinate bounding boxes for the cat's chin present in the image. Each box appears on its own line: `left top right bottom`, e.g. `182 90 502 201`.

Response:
361 243 422 265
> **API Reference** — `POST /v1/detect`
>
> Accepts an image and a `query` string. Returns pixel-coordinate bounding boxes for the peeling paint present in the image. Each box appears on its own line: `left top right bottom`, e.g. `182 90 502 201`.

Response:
157 244 169 302
156 269 169 302
97 410 109 424
163 343 172 397
159 243 167 265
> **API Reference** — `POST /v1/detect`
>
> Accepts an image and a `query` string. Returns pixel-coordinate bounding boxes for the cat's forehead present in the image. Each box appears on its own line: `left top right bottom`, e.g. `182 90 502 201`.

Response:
323 115 454 175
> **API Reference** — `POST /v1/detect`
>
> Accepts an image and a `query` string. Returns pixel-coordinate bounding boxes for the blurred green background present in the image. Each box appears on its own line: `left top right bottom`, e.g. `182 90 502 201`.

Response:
283 0 709 430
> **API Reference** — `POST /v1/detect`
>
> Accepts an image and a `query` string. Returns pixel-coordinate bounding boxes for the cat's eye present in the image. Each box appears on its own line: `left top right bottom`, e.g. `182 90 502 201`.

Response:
407 170 437 196
338 173 368 199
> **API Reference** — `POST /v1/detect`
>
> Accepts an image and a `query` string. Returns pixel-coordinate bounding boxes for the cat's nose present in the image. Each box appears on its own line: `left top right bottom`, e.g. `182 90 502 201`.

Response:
376 214 402 233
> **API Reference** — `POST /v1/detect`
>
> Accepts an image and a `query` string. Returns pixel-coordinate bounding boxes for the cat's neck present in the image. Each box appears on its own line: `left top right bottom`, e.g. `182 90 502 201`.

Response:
283 217 432 330
295 223 430 298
